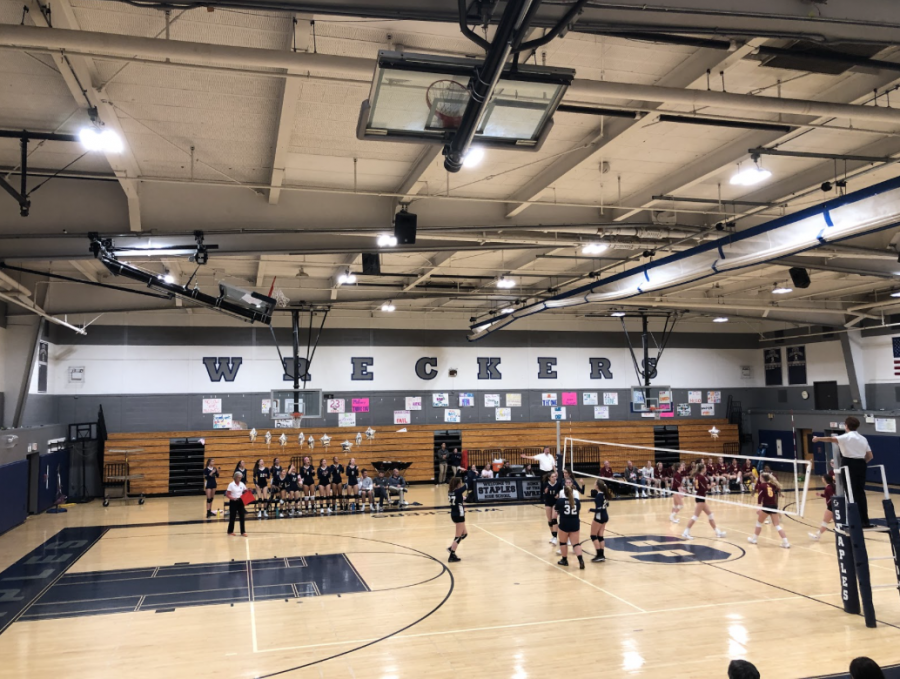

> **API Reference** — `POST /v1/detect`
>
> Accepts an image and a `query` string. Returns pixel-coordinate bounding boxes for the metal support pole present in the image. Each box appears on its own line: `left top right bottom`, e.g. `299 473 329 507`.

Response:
291 310 300 405
556 420 562 472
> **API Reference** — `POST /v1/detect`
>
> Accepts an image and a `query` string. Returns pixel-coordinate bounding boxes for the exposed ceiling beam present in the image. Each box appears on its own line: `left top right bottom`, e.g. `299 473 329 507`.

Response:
503 42 760 218
395 145 442 206
330 253 359 300
401 252 455 292
269 14 311 205
775 258 898 279
70 260 99 283
612 68 900 222
29 0 144 232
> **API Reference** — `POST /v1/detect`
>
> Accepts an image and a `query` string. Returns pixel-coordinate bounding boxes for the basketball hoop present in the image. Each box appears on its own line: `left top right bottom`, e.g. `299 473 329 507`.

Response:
273 289 290 308
291 412 303 429
425 80 468 129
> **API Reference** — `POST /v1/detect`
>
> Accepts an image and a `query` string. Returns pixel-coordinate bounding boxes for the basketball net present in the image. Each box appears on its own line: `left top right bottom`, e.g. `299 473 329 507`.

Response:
291 412 303 429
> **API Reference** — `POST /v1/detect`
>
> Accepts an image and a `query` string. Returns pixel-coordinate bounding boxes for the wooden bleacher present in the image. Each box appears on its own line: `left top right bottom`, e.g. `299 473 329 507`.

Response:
105 419 738 495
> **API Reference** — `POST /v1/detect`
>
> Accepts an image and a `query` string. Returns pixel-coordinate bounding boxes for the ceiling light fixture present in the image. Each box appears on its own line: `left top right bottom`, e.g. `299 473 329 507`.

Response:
462 146 484 168
891 291 900 298
501 307 515 314
78 128 123 154
496 277 516 289
582 242 609 255
713 317 729 323
337 270 357 285
730 155 771 187
381 301 396 312
772 285 792 294
610 311 626 317
377 234 398 247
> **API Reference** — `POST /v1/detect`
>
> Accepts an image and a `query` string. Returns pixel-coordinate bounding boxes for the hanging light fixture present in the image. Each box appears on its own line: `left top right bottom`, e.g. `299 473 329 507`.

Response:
730 155 772 186
582 242 609 255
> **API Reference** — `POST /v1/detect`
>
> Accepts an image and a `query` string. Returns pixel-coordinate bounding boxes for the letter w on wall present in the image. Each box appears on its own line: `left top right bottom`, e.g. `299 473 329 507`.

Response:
203 357 243 382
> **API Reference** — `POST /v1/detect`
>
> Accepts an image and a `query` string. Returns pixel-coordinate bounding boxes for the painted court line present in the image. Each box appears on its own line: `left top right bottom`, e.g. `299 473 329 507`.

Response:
471 524 647 613
246 541 258 653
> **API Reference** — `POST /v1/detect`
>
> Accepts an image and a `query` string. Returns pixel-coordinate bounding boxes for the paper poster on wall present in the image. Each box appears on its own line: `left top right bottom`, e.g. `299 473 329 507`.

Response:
550 407 566 421
495 407 512 421
203 398 222 414
594 406 609 420
339 413 356 427
406 396 422 411
213 414 233 429
701 404 715 416
583 392 598 406
485 394 501 408
677 404 692 417
542 393 558 407
631 389 645 405
658 391 672 405
875 418 897 433
603 392 618 406
352 398 370 413
445 409 461 423
660 410 674 419
506 393 522 407
459 393 475 407
394 410 411 425
561 392 578 406
707 391 721 404
433 393 449 407
688 391 702 404
261 399 272 414
327 398 345 414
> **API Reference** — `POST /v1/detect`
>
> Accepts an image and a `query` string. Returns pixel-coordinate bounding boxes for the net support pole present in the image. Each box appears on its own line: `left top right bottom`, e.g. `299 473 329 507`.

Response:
556 420 562 471
291 309 300 410
846 500 877 628
882 497 900 600
830 495 861 615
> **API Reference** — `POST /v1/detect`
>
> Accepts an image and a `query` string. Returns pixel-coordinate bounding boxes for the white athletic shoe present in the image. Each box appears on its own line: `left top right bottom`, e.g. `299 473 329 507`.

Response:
808 532 821 540
764 518 771 524
669 514 680 524
550 536 558 545
556 548 562 555
715 529 727 538
681 530 693 540
747 536 757 544
725 488 731 494
781 539 791 549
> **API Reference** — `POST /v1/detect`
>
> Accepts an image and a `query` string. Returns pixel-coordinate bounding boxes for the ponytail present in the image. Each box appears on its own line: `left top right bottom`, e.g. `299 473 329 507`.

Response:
596 480 609 496
565 485 575 513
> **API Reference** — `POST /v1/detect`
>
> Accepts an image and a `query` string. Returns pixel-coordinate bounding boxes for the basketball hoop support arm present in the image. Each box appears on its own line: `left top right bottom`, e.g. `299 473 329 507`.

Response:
620 312 678 397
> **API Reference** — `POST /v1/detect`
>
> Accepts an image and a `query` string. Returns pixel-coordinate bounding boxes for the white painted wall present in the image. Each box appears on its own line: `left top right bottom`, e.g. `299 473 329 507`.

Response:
860 334 899 384
47 342 774 395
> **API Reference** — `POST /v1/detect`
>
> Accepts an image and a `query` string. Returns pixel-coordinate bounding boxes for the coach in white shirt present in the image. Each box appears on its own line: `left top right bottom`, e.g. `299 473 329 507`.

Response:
521 446 556 473
813 417 874 528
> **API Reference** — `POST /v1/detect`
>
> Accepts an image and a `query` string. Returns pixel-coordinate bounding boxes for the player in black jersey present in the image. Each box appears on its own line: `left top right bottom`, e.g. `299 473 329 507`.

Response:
300 456 315 513
345 458 360 511
273 468 288 517
253 458 270 519
542 470 563 545
270 457 284 515
590 479 610 562
447 477 467 563
203 458 219 518
330 456 345 511
285 464 300 516
316 458 332 514
554 485 585 569
233 460 248 485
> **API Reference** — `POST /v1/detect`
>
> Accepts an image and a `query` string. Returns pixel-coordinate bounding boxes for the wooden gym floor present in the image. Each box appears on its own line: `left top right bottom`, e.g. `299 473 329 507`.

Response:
1 485 899 679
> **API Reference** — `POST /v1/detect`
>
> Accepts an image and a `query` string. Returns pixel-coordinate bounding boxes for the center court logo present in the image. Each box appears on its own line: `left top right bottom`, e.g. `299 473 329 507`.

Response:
606 534 742 564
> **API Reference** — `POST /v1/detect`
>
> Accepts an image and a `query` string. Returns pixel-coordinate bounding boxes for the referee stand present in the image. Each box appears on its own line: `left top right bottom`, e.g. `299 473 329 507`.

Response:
833 457 900 628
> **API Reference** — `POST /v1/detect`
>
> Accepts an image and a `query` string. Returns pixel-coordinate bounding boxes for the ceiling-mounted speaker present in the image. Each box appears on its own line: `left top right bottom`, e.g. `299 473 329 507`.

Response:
789 267 811 289
362 253 381 275
394 211 417 245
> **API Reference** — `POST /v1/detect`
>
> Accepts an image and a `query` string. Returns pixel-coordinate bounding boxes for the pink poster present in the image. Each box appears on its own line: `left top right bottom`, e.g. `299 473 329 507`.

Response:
352 398 370 413
660 410 674 418
561 392 577 406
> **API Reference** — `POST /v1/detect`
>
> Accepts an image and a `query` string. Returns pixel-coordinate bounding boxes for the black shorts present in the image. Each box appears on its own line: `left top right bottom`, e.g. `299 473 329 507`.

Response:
762 507 778 515
317 483 329 491
302 479 314 488
287 483 299 493
257 480 268 489
695 498 706 503
593 510 609 524
452 515 466 524
347 481 358 488
205 481 217 490
543 498 557 508
558 521 580 534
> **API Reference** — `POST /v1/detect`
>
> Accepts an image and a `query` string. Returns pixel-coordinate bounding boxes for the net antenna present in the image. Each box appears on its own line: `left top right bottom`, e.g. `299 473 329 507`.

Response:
619 311 679 416
562 436 811 518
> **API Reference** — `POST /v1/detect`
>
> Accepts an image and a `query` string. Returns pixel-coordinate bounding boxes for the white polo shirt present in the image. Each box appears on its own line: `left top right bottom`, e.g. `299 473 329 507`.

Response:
836 431 871 460
226 481 246 500
530 452 556 472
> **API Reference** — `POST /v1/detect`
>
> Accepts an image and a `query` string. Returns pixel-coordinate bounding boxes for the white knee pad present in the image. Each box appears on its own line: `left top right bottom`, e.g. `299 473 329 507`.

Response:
821 522 829 528
708 513 715 520
691 516 700 522
756 521 764 528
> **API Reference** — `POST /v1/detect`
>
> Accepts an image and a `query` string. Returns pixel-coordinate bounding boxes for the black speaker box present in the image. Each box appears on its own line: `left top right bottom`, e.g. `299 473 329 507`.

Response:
362 253 381 275
394 211 417 245
788 267 811 289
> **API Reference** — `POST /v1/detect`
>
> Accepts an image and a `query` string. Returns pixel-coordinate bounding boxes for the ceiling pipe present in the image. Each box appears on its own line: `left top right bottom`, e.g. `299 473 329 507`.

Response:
5 24 900 125
606 298 877 319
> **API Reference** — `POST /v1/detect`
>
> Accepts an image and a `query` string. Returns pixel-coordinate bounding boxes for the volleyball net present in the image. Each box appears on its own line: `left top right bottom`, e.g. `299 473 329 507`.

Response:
562 436 812 517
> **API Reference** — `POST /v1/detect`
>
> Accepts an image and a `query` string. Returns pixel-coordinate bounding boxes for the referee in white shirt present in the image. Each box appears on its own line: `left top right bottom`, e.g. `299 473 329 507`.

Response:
813 417 874 528
521 446 557 474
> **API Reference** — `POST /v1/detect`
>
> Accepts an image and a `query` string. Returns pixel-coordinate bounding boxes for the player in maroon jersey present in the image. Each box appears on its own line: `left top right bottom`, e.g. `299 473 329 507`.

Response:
654 462 668 494
747 472 790 548
741 459 755 492
669 462 687 523
809 474 836 540
681 462 727 539
727 459 742 493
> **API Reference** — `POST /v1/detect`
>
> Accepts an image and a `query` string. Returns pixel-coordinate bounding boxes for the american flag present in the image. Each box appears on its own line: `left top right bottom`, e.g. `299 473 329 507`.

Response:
894 337 900 375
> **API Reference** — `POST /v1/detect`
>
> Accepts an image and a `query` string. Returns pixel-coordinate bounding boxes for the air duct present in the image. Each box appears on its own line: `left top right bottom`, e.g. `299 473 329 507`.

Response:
469 173 900 339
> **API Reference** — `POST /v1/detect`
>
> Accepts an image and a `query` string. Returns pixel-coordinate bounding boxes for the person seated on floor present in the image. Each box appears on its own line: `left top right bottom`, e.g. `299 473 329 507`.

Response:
386 468 409 506
623 460 640 496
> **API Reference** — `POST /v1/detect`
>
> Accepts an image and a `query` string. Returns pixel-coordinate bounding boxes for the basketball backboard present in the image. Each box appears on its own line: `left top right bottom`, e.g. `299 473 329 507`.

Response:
357 51 573 151
270 389 322 421
630 385 672 416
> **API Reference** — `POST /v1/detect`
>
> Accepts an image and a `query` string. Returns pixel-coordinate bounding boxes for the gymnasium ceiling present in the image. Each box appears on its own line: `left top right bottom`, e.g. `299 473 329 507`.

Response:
2 0 900 336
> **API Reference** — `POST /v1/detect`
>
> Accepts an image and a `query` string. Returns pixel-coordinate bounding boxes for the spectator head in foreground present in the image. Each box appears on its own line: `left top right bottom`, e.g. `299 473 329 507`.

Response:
727 659 760 679
850 657 885 679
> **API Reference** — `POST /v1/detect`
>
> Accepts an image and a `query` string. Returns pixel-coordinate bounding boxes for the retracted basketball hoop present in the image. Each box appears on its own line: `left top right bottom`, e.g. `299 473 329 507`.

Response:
425 79 468 129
